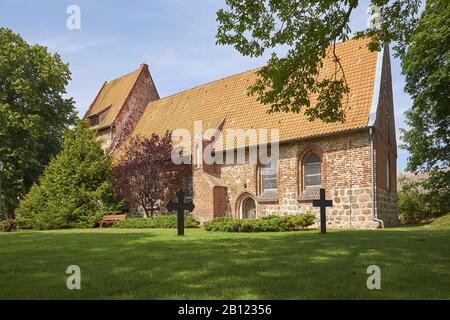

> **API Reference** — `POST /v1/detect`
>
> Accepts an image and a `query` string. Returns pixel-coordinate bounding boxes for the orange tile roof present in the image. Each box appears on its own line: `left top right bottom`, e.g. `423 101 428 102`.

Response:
84 65 143 129
131 37 379 151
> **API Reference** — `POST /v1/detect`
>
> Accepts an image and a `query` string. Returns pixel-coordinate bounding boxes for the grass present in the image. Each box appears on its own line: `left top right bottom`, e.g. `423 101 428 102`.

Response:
425 214 450 229
0 221 449 300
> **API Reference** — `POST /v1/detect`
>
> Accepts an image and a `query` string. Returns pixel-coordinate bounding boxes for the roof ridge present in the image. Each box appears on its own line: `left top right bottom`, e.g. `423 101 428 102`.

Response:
151 37 371 104
106 65 143 85
155 66 261 102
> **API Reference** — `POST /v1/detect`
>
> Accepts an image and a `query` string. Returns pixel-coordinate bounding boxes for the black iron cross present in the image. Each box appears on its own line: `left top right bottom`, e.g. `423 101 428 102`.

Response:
312 188 333 234
166 190 195 236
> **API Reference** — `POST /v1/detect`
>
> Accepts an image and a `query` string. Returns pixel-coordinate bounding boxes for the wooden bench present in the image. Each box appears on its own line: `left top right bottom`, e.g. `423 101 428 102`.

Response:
100 214 126 228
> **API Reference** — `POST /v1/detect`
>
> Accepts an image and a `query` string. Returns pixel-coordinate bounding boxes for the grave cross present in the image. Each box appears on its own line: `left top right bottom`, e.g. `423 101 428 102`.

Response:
166 190 195 236
312 188 333 234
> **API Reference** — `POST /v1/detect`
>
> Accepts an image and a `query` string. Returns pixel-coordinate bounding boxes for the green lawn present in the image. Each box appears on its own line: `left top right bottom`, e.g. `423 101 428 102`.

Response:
0 221 449 300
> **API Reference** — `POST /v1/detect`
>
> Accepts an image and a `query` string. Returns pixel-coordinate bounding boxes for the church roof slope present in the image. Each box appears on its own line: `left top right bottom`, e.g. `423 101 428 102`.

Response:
132 37 380 151
84 65 144 129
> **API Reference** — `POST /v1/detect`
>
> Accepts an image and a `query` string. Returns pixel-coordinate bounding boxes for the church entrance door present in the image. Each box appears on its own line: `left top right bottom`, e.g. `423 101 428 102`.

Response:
241 197 256 219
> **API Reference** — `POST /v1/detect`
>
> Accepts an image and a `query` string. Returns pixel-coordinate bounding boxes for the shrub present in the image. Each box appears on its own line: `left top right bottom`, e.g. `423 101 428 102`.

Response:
16 123 124 230
398 173 450 224
203 217 239 232
0 220 17 232
112 214 200 229
204 213 316 232
287 214 316 229
397 176 433 224
397 186 428 224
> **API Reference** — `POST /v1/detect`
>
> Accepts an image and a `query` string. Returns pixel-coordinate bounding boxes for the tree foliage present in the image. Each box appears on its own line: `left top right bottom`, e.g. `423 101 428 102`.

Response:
400 0 449 213
113 133 180 217
397 176 428 223
0 28 77 218
398 173 449 224
16 123 122 230
216 0 422 122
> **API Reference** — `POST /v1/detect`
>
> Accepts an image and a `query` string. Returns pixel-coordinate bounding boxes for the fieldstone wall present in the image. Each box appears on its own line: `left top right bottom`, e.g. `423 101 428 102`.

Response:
376 188 399 227
209 130 397 229
253 187 377 228
220 161 257 218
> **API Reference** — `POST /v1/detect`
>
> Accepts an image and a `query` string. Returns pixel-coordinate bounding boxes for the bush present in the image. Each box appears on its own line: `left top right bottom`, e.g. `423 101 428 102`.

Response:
16 123 124 230
397 187 428 224
112 214 200 229
204 213 316 232
287 214 316 229
398 172 450 224
0 220 17 232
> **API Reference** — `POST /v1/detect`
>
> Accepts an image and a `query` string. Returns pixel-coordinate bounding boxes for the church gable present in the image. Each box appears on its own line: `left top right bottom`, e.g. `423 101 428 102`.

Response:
84 64 159 151
84 66 143 130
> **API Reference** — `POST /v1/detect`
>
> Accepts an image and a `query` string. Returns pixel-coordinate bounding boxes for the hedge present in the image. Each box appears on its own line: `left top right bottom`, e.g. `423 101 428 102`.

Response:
203 214 316 232
112 214 200 229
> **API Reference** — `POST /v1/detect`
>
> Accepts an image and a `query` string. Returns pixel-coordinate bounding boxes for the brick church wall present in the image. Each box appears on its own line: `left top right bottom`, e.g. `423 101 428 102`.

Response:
213 187 228 218
373 46 399 227
207 130 397 229
192 166 214 223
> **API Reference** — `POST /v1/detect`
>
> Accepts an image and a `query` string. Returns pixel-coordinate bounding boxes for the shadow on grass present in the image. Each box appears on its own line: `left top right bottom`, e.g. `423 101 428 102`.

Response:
0 228 449 300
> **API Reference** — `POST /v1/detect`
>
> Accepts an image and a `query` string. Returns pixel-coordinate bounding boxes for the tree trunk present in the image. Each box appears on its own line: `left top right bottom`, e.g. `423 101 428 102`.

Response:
141 201 150 218
5 209 15 220
150 205 155 217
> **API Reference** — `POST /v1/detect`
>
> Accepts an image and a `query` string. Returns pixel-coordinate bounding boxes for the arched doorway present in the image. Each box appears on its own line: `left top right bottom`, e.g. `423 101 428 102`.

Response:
236 192 258 220
238 194 256 219
241 197 256 219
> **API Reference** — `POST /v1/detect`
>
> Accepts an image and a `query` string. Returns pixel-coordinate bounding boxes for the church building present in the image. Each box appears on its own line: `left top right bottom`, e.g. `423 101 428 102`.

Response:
84 37 398 228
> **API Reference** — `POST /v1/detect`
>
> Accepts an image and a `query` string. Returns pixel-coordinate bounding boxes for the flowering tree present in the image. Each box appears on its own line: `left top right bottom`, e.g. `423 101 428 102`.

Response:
113 132 180 217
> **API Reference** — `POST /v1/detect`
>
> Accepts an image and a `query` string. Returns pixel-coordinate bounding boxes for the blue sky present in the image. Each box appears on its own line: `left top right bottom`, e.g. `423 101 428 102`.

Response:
0 0 413 171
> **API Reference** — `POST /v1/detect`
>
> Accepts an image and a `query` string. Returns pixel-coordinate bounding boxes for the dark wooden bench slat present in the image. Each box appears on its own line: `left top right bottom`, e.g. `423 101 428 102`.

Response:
100 214 126 228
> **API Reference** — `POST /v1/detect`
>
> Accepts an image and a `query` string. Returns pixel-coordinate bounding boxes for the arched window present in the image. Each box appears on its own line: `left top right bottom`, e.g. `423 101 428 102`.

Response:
386 154 390 191
304 153 321 189
185 171 193 199
195 143 201 168
261 159 277 192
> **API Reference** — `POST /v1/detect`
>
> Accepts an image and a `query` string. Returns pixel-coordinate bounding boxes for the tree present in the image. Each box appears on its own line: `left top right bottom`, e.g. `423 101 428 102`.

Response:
16 122 122 230
0 28 77 219
401 0 450 215
216 0 422 122
113 133 180 217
